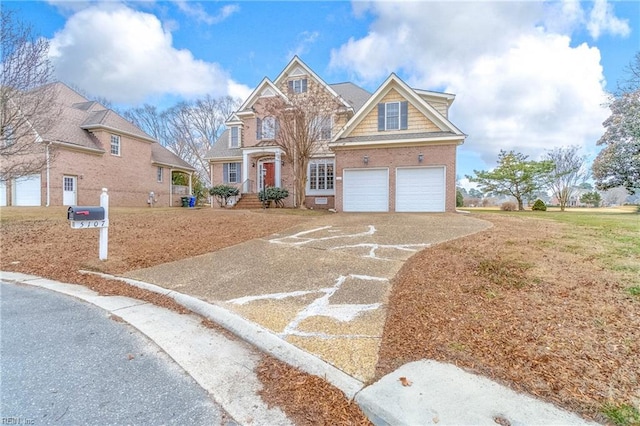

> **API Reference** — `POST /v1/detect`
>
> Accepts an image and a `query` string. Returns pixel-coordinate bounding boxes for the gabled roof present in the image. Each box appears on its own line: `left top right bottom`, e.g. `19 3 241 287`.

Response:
236 77 289 115
35 83 194 170
332 73 465 142
273 56 354 112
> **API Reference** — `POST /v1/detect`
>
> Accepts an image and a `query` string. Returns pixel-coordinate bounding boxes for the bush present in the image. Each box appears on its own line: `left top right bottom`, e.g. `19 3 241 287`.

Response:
500 201 517 211
531 199 547 211
258 186 289 208
209 185 240 207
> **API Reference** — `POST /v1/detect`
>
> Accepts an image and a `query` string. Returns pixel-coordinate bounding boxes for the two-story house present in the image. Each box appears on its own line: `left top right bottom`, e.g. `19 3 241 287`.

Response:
0 82 195 207
205 57 465 212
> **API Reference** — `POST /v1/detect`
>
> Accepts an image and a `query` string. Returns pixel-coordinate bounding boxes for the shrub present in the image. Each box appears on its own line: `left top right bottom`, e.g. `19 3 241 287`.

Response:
531 199 547 211
209 185 240 207
500 201 517 211
258 186 289 208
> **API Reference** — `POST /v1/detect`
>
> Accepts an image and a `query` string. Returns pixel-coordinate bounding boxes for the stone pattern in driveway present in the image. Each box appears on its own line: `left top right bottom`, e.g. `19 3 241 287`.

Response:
125 213 491 381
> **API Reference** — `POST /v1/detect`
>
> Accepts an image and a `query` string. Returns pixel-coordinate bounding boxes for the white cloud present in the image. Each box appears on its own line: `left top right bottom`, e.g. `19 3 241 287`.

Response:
330 1 620 171
173 1 239 25
48 4 249 105
287 31 320 59
587 0 631 39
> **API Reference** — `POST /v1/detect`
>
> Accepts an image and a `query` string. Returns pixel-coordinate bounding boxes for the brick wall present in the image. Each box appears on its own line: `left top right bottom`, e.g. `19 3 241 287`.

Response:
334 143 458 212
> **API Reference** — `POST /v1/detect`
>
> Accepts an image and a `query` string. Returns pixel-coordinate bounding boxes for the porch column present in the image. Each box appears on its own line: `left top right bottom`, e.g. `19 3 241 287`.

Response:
188 172 193 196
242 151 249 193
275 150 282 187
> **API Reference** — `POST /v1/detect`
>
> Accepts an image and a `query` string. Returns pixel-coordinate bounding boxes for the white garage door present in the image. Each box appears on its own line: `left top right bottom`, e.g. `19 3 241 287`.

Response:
14 174 41 206
343 168 389 212
0 180 6 206
396 167 445 212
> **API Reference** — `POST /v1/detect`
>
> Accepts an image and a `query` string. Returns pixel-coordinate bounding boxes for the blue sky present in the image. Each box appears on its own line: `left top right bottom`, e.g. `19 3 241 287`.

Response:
9 0 640 183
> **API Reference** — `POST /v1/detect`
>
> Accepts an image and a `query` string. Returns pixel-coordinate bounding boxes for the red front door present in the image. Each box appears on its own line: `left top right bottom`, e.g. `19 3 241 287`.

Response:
262 162 275 187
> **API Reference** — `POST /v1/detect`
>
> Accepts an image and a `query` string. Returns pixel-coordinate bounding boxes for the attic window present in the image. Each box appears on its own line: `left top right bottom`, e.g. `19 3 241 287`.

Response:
288 78 307 94
378 101 408 131
110 134 121 156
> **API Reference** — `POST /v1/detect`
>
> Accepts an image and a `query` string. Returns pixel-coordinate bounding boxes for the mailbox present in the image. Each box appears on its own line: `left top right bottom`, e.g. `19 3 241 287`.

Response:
67 206 105 221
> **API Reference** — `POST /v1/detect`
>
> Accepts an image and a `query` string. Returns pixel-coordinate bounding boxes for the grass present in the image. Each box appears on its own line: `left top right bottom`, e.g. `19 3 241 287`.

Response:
602 403 640 426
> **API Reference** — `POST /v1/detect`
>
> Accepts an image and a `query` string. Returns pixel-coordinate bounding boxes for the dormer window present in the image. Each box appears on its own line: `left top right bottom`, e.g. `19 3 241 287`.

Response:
288 78 307 94
378 101 408 131
230 126 240 148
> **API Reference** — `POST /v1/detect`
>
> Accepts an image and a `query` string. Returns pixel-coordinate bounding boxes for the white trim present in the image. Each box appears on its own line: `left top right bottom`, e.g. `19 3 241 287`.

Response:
237 78 289 113
330 135 465 149
333 73 465 141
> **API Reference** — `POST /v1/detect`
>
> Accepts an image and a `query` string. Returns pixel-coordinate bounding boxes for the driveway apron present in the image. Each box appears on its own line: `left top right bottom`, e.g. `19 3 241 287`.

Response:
124 213 491 382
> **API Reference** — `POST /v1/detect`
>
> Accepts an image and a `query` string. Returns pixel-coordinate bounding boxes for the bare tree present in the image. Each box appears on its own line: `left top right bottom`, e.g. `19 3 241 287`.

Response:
543 146 589 211
262 83 340 208
1 9 61 181
123 95 240 183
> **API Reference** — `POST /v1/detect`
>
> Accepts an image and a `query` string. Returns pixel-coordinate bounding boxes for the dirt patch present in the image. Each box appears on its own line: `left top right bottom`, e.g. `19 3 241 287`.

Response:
376 213 640 423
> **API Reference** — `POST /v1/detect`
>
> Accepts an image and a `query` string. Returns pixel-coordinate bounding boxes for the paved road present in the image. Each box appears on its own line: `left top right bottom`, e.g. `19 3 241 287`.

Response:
0 282 228 425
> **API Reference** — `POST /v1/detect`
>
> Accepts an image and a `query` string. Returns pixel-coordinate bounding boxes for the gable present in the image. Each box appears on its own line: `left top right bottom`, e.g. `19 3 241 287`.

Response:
333 74 464 143
237 78 288 114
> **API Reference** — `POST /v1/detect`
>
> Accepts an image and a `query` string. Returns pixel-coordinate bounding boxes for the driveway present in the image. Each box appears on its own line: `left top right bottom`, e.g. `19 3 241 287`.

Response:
124 213 491 381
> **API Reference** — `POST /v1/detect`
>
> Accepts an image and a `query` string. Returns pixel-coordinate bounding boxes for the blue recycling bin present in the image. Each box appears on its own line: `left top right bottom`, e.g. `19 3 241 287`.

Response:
189 196 196 207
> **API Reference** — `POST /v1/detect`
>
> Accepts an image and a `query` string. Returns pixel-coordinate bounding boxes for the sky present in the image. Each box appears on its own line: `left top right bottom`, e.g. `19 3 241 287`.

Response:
8 0 640 185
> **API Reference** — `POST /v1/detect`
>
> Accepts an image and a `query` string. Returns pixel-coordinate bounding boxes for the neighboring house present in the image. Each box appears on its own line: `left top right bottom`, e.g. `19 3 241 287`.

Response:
0 82 195 207
206 56 466 212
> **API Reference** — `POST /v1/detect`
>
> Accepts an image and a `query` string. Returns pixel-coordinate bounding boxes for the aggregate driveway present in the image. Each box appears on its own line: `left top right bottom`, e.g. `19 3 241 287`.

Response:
125 213 491 381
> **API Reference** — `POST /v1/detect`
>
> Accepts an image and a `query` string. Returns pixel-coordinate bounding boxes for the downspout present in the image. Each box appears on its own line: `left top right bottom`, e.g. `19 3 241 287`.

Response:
169 168 173 207
45 142 51 207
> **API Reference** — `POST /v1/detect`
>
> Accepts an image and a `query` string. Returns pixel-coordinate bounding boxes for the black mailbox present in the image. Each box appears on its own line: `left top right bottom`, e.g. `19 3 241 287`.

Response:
67 206 105 221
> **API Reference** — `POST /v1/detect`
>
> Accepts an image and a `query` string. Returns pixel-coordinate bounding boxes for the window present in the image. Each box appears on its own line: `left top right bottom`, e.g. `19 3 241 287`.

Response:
110 134 121 155
309 160 334 192
288 78 308 94
2 125 15 147
313 116 332 140
157 167 163 182
256 116 277 140
377 101 408 131
63 176 74 192
223 162 241 184
230 126 239 148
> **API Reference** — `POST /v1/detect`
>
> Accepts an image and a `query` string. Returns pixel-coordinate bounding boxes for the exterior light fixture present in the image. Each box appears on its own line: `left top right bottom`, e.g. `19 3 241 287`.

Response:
418 154 424 163
363 155 369 165
252 162 256 168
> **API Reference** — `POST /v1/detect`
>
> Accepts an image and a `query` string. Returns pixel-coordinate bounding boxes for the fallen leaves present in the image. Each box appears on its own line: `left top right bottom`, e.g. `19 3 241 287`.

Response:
399 376 412 387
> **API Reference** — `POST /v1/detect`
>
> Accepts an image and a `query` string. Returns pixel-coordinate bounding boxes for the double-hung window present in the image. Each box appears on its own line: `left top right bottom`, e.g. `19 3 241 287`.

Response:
288 78 308 94
223 162 241 184
157 167 163 182
313 116 332 140
110 134 121 155
256 116 277 140
230 126 239 148
308 160 334 192
377 101 408 131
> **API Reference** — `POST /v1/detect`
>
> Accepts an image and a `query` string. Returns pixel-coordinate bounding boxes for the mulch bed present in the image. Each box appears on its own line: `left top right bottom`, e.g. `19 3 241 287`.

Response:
376 214 639 424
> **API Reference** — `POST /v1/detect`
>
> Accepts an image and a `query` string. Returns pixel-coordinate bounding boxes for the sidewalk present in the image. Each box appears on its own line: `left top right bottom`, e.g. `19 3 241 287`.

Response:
2 271 596 426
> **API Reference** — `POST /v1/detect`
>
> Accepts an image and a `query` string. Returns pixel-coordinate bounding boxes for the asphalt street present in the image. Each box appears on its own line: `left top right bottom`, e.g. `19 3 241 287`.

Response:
0 282 229 425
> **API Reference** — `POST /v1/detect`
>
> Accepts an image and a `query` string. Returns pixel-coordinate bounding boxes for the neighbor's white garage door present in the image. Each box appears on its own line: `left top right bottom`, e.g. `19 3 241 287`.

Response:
13 174 41 206
343 168 389 212
396 167 445 212
0 180 6 206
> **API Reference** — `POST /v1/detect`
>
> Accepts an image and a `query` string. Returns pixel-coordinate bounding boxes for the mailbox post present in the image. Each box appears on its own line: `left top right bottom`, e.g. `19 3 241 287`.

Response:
67 188 109 260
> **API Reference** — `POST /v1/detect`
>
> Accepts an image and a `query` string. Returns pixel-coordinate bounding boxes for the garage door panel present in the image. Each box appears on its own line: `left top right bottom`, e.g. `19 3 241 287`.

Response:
343 169 388 212
14 174 41 206
396 167 445 212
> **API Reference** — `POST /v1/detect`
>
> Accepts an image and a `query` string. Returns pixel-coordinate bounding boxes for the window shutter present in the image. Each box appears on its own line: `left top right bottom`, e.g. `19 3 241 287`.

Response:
378 103 385 131
256 118 262 140
288 81 293 92
274 119 280 138
302 78 307 92
223 163 229 183
237 162 242 183
400 101 408 130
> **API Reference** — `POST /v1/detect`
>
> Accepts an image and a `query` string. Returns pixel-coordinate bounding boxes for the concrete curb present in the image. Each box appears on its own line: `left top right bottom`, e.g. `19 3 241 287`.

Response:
77 270 365 400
